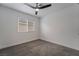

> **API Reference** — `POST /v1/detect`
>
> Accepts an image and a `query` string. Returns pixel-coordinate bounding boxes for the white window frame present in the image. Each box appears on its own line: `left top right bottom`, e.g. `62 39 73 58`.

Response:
18 17 35 32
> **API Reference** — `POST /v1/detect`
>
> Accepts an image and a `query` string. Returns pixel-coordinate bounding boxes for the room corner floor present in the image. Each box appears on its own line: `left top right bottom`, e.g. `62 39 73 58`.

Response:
0 39 79 56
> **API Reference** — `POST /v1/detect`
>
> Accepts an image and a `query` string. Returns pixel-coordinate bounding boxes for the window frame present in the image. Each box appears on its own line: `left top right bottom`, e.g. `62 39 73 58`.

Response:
18 18 35 32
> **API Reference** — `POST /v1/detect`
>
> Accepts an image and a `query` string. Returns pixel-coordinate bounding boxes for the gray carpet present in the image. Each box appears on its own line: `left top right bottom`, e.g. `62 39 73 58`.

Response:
0 39 79 56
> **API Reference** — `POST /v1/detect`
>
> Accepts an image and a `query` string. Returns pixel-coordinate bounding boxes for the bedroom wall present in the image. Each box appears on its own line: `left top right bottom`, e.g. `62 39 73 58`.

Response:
0 5 40 49
40 5 79 50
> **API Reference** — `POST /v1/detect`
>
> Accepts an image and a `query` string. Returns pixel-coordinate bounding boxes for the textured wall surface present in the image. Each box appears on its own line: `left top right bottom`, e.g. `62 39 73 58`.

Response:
0 6 40 49
40 5 79 50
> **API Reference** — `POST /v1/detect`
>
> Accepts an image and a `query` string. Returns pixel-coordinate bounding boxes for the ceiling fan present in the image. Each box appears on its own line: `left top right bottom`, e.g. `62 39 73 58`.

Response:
24 3 52 15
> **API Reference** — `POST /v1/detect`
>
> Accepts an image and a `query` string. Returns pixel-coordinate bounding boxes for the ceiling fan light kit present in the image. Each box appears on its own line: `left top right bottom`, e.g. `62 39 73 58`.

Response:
35 8 39 11
24 3 52 15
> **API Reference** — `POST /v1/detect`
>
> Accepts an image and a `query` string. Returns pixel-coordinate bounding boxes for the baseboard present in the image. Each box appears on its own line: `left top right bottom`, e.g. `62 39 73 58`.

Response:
0 39 38 50
1 39 79 51
40 39 79 51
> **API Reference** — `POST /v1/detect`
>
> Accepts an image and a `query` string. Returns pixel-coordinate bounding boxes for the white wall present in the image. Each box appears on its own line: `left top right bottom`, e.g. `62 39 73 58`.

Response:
40 5 79 50
0 6 40 49
1 4 79 51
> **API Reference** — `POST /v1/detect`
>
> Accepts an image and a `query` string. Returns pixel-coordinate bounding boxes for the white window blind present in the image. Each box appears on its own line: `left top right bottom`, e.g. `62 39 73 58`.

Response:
18 18 35 32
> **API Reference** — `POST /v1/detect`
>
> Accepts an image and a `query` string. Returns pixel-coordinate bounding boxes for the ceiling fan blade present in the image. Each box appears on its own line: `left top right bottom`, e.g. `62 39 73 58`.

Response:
24 3 36 9
35 11 38 15
39 4 51 9
36 3 38 8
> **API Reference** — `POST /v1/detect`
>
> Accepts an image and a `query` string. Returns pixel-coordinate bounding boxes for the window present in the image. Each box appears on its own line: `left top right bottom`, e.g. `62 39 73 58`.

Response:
28 21 35 31
18 18 35 32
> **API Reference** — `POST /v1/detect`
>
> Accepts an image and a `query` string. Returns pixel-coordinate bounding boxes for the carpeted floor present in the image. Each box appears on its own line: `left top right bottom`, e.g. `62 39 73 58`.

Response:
0 39 79 56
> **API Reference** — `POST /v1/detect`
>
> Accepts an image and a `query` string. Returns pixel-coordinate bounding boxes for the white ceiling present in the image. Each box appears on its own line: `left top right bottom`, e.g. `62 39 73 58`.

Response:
1 3 74 18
